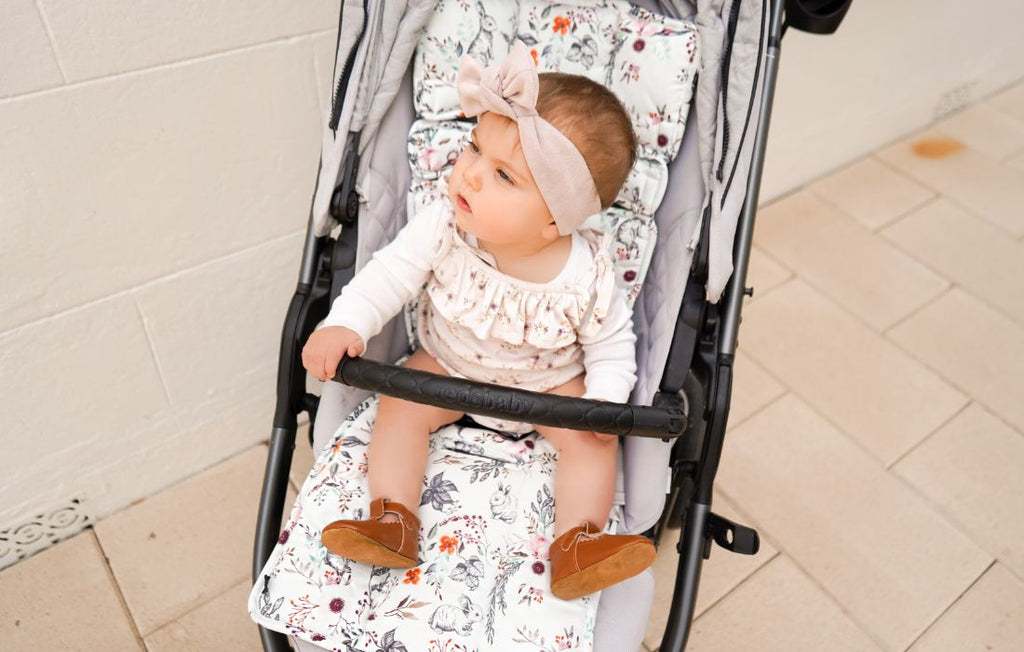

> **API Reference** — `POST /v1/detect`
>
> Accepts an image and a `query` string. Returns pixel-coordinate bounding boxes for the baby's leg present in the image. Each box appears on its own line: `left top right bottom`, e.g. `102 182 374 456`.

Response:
533 375 618 539
535 375 655 600
367 349 463 512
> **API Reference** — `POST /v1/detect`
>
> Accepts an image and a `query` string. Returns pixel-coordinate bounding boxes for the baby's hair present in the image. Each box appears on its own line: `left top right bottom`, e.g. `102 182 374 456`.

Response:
536 72 637 209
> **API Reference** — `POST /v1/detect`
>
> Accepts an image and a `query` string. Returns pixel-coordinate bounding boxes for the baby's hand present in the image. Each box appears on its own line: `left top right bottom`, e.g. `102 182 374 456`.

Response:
302 326 365 382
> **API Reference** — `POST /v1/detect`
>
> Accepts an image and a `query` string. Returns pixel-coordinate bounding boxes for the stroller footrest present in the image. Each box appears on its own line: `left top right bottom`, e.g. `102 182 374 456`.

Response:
707 511 760 555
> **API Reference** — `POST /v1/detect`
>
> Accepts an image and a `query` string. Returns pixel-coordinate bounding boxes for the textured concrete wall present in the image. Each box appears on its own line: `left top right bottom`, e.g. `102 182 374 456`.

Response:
0 1 341 546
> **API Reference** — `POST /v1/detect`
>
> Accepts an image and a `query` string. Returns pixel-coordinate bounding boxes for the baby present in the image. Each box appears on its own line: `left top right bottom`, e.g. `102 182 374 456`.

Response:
302 41 655 600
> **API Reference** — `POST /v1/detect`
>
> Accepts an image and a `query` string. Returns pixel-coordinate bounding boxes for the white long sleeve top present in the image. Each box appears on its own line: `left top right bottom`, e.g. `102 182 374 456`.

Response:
321 200 637 403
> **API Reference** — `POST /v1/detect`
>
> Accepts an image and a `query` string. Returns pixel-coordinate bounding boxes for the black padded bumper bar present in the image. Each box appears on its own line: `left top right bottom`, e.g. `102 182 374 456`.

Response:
334 356 685 438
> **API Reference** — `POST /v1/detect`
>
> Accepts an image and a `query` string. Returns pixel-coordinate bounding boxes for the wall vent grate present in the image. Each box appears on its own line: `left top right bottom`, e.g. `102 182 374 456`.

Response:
0 498 91 571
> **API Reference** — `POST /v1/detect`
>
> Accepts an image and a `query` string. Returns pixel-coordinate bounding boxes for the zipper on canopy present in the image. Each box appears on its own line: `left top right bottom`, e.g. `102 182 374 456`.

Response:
329 0 370 133
715 0 742 182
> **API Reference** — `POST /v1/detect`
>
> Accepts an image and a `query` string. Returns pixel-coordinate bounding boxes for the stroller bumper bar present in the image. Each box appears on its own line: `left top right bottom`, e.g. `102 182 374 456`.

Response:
334 356 686 438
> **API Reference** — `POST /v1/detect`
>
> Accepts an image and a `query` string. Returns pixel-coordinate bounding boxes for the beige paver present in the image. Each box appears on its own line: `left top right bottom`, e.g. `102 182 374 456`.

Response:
888 287 1024 433
644 492 778 650
728 351 785 426
716 394 992 650
94 445 275 636
910 563 1024 652
0 531 142 650
883 198 1024 327
146 580 262 651
741 279 967 465
876 129 1024 237
687 555 882 651
754 192 948 331
935 103 1024 161
895 403 1024 578
808 156 935 230
745 246 792 300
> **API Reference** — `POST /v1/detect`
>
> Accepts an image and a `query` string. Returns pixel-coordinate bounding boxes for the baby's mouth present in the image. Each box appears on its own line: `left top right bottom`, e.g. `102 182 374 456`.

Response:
456 193 472 213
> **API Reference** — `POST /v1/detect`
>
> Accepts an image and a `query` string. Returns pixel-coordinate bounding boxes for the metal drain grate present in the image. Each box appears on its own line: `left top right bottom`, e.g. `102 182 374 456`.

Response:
0 498 91 571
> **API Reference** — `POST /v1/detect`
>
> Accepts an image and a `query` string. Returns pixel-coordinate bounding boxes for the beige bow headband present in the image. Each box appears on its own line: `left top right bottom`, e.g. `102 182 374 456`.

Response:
456 41 602 235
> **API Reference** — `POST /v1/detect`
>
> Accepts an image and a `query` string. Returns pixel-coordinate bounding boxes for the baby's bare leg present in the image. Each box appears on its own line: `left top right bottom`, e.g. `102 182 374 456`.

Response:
534 375 618 539
368 349 462 512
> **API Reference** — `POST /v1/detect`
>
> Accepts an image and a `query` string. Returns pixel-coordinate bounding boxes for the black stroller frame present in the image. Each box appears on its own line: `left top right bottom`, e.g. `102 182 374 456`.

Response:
253 1 849 649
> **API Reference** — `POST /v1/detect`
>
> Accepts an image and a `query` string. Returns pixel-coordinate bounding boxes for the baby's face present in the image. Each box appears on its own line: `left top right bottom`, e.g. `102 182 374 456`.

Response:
448 112 556 248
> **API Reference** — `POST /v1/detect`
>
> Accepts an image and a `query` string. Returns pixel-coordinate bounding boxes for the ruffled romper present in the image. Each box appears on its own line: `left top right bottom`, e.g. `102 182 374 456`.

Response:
415 212 619 433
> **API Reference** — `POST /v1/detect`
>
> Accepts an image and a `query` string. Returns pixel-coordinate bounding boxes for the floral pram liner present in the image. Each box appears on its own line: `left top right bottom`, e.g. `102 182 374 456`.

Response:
249 397 616 651
409 0 699 306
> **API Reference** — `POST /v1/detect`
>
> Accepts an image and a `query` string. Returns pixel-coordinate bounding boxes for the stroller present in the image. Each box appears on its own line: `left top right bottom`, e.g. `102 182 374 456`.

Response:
252 0 849 650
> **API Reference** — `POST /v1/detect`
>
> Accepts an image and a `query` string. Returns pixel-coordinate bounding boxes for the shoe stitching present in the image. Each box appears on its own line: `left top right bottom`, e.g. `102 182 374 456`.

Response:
560 522 603 572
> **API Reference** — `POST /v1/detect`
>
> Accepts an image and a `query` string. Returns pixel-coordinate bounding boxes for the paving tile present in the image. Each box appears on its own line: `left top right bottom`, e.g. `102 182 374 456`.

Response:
936 102 1024 161
883 198 1024 326
0 0 63 97
754 192 948 330
687 556 882 652
876 129 1024 237
1007 150 1024 173
888 288 1024 433
0 531 141 650
895 403 1024 578
94 445 272 635
717 395 992 650
0 40 320 331
910 563 1024 652
39 0 339 82
744 246 792 301
741 280 966 465
145 580 261 651
644 492 778 650
808 156 935 230
988 81 1024 126
728 352 785 427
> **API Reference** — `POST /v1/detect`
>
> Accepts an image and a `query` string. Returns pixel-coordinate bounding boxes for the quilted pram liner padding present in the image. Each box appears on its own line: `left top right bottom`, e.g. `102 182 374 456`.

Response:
250 1 706 650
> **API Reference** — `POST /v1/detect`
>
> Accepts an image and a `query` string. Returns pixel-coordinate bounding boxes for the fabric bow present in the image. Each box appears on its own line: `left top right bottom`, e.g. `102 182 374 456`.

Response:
456 41 602 235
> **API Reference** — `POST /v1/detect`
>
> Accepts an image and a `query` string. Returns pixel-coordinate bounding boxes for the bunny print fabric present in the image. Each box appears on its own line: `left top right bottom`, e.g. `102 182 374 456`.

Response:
249 397 612 650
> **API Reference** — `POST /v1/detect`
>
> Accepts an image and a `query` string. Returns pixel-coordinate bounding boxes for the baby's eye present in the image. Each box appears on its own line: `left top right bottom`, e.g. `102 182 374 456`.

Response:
497 169 514 184
468 140 480 154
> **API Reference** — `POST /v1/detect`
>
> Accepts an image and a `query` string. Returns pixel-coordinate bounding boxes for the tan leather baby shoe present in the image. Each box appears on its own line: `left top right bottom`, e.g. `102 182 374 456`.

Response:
549 522 656 600
321 498 421 568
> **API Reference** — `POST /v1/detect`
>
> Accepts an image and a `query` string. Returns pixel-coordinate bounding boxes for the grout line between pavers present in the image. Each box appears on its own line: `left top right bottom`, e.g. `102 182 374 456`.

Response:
721 386 787 434
885 400 973 471
879 207 1024 330
739 316 958 472
901 559 996 651
90 528 148 650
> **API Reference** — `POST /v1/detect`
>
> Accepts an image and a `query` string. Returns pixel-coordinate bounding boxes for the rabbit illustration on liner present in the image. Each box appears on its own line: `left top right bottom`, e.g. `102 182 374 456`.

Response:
428 594 483 635
489 482 518 524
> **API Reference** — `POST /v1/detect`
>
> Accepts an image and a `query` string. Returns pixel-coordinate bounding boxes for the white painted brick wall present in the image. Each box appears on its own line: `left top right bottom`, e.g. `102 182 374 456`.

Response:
0 1 340 540
2 0 1022 555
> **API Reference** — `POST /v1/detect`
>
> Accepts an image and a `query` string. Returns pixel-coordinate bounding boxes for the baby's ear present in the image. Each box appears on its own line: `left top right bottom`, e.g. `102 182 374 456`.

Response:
541 222 561 241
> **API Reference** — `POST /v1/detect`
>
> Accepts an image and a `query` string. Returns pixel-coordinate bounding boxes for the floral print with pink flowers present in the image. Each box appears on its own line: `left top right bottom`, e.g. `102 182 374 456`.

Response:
250 397 612 650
